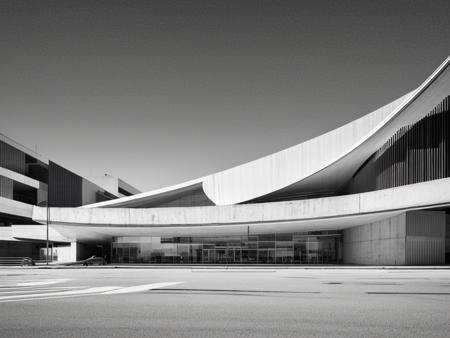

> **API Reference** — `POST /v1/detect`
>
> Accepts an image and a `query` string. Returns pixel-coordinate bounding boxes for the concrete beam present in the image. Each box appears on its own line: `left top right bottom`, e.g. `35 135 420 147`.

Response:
26 178 450 241
0 197 34 219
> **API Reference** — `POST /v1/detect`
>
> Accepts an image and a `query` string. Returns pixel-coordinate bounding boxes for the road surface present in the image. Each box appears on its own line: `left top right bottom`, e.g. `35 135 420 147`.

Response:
0 267 449 337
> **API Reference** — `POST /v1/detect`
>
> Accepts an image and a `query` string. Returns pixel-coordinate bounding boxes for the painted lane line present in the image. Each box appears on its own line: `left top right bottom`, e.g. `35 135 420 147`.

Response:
0 286 120 301
102 282 184 295
0 287 86 295
0 283 52 288
0 285 84 291
0 282 184 303
0 282 54 288
0 293 105 303
17 279 72 286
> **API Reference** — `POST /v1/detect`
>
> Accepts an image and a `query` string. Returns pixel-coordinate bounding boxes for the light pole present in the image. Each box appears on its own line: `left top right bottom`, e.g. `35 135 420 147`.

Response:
46 203 49 265
37 199 50 265
46 169 51 265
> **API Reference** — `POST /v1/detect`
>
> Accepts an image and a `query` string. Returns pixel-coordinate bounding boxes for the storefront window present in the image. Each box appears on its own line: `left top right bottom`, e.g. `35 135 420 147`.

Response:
111 232 342 264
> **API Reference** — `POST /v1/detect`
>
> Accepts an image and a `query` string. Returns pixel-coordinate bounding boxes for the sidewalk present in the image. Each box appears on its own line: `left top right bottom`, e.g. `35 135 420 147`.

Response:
26 263 450 270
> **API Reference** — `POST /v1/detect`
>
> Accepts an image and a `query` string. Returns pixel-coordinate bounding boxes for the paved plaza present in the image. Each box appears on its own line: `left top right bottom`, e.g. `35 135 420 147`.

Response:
0 267 449 337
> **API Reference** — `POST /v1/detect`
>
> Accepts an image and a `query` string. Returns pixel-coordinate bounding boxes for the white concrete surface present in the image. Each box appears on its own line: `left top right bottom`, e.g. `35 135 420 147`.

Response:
10 224 70 242
0 197 34 219
0 167 40 189
84 178 204 208
29 178 450 241
203 56 450 205
81 56 450 208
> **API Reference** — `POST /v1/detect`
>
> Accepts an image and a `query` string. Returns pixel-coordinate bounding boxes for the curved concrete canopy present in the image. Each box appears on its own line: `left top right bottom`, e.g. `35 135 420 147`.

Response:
202 56 450 204
40 212 406 242
82 56 450 208
84 178 205 209
33 178 450 241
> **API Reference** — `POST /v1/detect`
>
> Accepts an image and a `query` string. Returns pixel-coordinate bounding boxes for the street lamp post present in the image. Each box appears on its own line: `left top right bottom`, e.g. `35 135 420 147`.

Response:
46 204 49 265
37 199 50 265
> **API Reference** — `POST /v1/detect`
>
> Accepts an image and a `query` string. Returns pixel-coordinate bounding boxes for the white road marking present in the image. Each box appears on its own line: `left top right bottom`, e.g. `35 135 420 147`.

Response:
0 281 184 303
17 279 71 286
0 286 120 301
0 293 104 303
0 287 85 294
0 285 83 290
102 282 183 294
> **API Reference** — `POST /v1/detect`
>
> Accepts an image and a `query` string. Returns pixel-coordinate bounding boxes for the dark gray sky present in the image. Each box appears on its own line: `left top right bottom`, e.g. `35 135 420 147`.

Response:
1 0 450 191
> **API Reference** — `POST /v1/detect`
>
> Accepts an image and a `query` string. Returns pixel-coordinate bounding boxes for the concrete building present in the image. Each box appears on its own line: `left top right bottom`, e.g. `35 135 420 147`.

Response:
0 134 140 262
3 57 450 265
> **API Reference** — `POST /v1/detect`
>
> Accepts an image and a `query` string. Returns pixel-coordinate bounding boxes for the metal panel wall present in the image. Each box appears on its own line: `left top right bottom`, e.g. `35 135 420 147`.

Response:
405 211 446 265
48 161 82 207
446 214 450 263
343 211 446 265
347 96 450 193
376 96 450 189
0 175 13 199
0 140 26 174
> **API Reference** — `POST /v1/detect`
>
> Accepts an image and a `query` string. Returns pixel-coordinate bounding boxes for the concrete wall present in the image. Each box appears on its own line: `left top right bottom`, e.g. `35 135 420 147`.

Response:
47 242 97 262
343 210 446 265
82 179 100 205
0 197 34 219
343 214 406 265
51 245 73 263
11 225 70 242
87 175 118 196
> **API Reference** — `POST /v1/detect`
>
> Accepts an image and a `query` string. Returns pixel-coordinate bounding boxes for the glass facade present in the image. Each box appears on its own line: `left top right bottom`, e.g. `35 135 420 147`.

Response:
112 231 342 264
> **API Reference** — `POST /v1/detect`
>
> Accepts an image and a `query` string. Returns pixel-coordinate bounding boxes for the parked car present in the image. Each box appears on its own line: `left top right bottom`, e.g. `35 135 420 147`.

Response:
21 257 35 266
82 256 106 266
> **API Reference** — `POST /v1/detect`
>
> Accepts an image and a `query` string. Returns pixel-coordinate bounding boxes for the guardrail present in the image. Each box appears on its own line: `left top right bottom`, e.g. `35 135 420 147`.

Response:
0 257 35 266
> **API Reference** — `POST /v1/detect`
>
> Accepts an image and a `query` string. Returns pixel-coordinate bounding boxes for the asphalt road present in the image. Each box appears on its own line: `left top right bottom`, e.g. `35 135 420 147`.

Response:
0 267 449 337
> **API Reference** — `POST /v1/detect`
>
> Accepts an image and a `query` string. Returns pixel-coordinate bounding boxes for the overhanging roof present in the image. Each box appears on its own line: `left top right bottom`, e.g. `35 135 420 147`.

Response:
32 177 450 241
81 56 450 208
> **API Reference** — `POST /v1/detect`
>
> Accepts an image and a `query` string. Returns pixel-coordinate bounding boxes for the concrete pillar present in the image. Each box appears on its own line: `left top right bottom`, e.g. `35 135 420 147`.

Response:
68 242 96 261
70 242 77 262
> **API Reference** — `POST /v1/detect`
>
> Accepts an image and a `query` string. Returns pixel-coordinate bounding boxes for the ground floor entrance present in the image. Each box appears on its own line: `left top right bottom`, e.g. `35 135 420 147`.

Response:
111 231 342 264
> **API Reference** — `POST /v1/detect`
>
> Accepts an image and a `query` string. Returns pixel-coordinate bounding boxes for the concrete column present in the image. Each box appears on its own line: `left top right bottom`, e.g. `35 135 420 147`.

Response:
70 242 77 262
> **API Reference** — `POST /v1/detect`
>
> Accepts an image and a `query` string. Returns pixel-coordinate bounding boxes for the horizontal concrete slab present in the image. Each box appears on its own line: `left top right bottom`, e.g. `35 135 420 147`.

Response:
29 178 450 241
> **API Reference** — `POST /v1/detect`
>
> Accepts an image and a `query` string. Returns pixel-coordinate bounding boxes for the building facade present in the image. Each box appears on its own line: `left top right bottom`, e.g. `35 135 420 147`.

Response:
3 57 450 265
0 134 140 262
